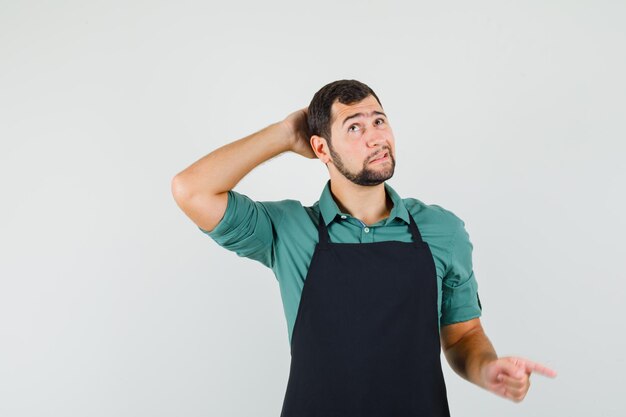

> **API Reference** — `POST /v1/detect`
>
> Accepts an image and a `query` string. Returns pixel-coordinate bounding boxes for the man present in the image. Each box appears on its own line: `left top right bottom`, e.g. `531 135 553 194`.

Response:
171 79 557 416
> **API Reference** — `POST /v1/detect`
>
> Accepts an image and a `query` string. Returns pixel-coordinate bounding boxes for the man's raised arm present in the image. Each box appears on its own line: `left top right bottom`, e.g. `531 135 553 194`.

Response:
171 107 315 232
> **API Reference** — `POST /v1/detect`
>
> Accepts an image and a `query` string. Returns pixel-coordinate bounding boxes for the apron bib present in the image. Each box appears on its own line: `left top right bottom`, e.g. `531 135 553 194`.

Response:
280 212 450 416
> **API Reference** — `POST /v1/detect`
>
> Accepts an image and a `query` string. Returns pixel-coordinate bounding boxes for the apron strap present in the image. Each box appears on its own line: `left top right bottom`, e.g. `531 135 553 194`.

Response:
407 213 425 243
317 212 330 245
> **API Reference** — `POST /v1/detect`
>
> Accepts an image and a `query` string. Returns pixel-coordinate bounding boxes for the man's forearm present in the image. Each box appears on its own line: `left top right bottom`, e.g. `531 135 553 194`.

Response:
173 121 292 196
443 327 498 389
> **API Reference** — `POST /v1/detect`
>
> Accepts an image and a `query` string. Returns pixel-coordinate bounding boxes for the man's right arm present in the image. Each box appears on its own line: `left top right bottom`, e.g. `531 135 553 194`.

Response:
171 107 315 232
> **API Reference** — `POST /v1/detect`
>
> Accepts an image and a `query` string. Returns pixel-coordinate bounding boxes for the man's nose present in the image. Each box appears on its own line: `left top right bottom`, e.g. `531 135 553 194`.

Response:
366 131 386 148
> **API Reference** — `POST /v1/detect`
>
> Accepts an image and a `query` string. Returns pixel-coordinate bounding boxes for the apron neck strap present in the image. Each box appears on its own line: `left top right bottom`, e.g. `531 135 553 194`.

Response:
407 213 425 243
317 212 331 245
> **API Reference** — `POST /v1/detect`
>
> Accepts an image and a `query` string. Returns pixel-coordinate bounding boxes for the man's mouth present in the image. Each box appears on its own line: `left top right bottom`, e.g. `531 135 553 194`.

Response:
369 151 389 163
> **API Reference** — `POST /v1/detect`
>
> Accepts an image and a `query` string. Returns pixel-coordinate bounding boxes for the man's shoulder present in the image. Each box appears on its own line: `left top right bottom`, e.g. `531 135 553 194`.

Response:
258 197 305 211
402 196 465 231
257 196 319 225
224 188 321 222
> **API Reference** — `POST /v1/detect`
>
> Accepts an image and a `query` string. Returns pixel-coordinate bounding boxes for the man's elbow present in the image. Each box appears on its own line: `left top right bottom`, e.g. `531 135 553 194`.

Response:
171 173 192 206
440 317 484 352
171 174 228 232
171 174 206 220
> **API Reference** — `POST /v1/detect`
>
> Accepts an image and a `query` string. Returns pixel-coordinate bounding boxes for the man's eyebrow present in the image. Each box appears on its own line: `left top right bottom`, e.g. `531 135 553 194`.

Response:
342 110 387 127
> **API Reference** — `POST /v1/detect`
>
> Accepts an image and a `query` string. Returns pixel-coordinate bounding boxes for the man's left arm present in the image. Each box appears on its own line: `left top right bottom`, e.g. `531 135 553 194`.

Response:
440 318 558 403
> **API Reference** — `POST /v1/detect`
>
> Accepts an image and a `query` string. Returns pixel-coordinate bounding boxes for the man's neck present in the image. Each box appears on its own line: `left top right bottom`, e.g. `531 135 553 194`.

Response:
328 176 393 226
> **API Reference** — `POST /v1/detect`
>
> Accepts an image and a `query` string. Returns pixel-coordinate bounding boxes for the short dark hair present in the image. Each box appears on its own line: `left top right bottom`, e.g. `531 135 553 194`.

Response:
307 79 383 144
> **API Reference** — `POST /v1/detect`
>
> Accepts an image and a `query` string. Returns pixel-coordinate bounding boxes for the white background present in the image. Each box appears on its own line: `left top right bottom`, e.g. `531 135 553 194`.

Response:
1 1 624 416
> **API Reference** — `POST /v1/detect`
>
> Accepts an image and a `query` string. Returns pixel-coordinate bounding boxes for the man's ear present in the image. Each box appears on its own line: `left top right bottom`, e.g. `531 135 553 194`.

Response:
310 135 331 163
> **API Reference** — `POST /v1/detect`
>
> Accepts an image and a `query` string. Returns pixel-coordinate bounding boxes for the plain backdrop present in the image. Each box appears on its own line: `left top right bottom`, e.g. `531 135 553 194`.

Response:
1 1 625 416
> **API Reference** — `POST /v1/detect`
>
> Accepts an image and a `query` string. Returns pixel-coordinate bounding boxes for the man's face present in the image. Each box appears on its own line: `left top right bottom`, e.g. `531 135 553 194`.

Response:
326 95 396 186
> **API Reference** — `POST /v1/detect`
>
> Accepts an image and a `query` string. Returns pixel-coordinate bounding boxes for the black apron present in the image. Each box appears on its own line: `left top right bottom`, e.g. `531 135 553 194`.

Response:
280 211 451 417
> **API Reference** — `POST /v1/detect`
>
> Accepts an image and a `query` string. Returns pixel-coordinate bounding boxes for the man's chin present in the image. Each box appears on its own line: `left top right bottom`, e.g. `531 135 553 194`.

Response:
351 170 395 186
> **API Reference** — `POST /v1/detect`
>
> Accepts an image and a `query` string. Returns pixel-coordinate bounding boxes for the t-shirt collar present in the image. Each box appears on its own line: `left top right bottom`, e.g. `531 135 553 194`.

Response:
318 179 411 226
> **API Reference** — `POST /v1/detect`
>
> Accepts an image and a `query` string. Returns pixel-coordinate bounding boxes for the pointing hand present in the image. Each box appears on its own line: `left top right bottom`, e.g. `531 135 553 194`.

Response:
481 356 557 402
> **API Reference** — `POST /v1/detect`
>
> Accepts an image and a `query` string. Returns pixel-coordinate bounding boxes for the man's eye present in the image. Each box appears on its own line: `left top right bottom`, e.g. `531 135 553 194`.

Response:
348 125 359 132
375 118 385 125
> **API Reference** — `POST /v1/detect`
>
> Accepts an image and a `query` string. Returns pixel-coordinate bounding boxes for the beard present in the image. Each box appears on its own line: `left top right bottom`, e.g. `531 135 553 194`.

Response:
328 144 396 186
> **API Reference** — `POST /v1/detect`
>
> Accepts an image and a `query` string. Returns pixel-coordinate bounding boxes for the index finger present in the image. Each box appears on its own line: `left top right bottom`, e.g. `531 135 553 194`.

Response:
519 358 558 378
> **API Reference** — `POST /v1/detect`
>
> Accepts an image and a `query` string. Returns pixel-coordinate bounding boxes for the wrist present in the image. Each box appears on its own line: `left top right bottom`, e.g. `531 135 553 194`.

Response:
274 120 296 151
476 353 499 389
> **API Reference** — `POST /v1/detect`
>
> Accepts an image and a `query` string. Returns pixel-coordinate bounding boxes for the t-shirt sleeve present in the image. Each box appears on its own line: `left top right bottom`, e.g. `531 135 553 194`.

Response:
440 218 482 326
197 190 283 269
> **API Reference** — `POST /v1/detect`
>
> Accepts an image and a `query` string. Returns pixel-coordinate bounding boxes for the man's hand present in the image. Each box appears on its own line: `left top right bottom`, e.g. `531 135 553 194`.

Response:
480 356 557 403
281 107 317 159
441 319 557 404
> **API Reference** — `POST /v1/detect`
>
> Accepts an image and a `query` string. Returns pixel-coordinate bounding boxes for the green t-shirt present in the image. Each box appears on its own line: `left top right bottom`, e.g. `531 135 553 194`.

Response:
200 180 482 346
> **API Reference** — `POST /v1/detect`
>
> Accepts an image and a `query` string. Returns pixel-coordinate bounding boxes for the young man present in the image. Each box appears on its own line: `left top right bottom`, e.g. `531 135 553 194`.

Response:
171 79 557 416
